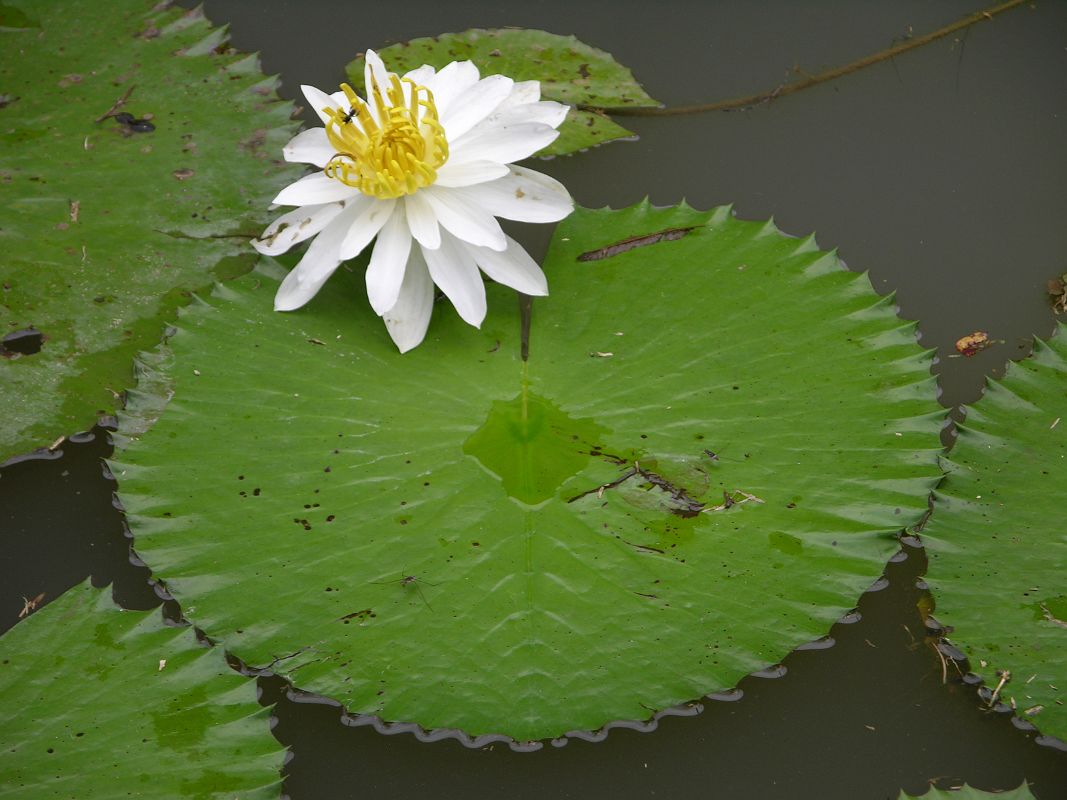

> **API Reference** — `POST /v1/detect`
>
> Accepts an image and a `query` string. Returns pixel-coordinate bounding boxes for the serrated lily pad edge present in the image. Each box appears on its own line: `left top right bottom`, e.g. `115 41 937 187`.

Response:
898 780 1037 800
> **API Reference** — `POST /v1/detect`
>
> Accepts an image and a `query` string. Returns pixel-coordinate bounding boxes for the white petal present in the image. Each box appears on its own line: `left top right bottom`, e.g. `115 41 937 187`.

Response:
274 202 366 311
421 233 486 327
273 172 360 206
501 100 568 128
440 74 514 141
448 122 559 166
364 50 389 82
253 201 347 256
366 204 413 314
402 64 436 85
421 186 506 251
403 192 441 249
339 198 395 261
497 80 541 108
364 49 392 122
302 84 342 126
455 165 573 223
453 102 568 153
420 60 480 115
283 127 334 168
397 78 414 108
463 235 548 296
383 248 434 353
433 159 510 188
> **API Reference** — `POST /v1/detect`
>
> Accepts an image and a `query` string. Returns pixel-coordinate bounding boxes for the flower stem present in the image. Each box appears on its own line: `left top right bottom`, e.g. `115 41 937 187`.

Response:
519 292 533 362
584 0 1027 118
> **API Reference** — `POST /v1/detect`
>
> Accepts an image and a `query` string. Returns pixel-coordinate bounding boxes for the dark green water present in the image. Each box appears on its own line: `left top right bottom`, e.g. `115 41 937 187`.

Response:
3 1 1066 797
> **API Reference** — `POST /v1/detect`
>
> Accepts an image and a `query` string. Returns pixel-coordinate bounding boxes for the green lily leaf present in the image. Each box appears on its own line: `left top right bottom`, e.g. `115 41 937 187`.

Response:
0 582 283 798
922 323 1067 743
346 28 659 157
0 1 38 31
114 202 944 741
0 0 302 462
898 782 1037 800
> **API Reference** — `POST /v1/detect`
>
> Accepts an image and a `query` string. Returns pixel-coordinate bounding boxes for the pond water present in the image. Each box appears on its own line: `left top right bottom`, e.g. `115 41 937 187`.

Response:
3 0 1067 797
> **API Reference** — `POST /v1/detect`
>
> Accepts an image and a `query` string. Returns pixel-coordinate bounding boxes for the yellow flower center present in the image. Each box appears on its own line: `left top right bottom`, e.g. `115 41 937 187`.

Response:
323 75 448 199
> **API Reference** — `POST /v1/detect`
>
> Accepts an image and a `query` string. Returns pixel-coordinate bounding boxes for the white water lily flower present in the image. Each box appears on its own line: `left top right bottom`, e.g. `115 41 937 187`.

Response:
253 50 574 352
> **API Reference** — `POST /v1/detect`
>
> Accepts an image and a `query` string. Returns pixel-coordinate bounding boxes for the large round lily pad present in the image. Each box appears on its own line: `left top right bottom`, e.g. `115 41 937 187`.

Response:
114 202 944 740
0 581 283 798
922 324 1067 744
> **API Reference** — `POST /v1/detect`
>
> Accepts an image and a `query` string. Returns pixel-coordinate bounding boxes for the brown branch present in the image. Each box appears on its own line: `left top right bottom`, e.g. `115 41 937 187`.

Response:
586 0 1028 117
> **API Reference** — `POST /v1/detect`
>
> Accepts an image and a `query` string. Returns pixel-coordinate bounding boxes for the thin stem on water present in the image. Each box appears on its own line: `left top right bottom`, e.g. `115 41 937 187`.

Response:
519 292 533 362
582 0 1027 117
518 293 532 423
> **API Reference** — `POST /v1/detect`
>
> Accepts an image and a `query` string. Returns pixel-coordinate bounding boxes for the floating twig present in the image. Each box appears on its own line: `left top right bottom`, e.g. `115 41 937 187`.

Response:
584 0 1028 117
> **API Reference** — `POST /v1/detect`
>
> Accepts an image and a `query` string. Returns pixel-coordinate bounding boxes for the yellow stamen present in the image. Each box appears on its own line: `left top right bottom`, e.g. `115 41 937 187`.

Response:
323 75 448 199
